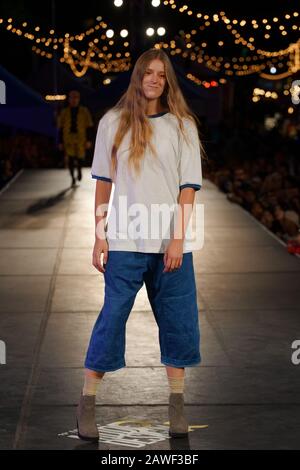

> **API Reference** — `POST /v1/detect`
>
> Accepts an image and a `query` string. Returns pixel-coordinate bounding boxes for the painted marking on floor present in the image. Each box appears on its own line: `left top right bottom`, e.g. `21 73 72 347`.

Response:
58 417 208 448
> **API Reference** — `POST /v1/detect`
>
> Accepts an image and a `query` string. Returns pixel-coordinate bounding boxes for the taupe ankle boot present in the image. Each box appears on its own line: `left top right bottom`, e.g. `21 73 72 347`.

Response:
168 393 189 438
76 393 99 442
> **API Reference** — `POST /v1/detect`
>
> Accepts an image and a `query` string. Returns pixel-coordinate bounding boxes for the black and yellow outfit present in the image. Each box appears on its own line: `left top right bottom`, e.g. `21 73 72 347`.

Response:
58 105 93 184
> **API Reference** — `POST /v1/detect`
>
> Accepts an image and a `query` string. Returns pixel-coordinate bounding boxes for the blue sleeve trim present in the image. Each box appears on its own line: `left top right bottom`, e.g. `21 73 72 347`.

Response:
91 175 112 183
179 183 201 191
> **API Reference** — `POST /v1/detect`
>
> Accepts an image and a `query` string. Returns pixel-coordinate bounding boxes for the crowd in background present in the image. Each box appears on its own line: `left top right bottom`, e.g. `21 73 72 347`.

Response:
204 115 300 249
0 132 57 187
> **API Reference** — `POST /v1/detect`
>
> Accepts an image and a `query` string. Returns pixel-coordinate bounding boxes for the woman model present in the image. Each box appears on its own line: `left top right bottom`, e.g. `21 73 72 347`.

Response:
76 48 203 442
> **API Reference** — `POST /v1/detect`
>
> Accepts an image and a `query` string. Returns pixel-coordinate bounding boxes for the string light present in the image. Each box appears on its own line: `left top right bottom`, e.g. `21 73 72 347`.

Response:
63 37 131 76
0 14 133 76
45 94 66 101
252 87 279 102
163 1 299 35
160 24 297 79
186 72 225 87
1 8 299 80
162 7 297 79
0 15 109 45
162 1 300 57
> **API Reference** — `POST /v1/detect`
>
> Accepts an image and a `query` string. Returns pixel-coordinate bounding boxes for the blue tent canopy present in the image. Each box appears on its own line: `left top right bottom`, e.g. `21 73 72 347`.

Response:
0 64 55 136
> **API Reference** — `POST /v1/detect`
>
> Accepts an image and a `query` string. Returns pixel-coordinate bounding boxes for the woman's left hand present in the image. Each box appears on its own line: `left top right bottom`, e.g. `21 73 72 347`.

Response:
163 239 184 272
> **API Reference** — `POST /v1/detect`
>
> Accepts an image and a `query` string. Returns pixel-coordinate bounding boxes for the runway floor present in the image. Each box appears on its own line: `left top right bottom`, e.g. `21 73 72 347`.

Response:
0 168 300 450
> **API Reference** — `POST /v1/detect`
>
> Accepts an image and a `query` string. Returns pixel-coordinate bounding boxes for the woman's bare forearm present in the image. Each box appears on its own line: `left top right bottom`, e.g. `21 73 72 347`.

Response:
173 188 196 241
94 180 112 241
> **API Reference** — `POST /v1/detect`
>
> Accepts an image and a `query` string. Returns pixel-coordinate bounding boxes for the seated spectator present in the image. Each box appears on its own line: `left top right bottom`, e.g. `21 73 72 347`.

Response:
273 204 299 241
261 210 274 230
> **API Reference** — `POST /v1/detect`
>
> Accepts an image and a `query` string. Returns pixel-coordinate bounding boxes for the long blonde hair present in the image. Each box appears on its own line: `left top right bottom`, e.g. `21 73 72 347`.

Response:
109 48 205 182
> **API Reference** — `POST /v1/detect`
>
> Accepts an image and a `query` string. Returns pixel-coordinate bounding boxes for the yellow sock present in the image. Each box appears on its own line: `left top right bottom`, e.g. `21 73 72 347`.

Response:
83 374 103 396
168 376 184 394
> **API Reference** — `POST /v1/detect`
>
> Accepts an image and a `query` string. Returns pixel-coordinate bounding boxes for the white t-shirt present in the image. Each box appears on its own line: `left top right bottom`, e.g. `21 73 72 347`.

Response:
91 109 202 253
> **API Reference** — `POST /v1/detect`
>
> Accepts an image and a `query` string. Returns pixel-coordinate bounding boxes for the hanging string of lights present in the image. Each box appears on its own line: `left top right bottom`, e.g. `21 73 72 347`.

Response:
0 16 109 46
161 1 300 77
162 1 300 44
155 17 300 78
32 42 131 76
0 15 131 76
150 1 300 79
153 30 292 78
219 11 300 53
1 8 299 81
62 38 131 77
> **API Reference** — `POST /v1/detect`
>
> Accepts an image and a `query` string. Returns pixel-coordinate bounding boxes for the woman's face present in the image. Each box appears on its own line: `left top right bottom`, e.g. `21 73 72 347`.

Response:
142 59 166 100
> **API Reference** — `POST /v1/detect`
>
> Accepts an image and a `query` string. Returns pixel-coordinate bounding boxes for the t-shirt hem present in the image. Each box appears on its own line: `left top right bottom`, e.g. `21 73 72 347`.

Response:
106 239 193 254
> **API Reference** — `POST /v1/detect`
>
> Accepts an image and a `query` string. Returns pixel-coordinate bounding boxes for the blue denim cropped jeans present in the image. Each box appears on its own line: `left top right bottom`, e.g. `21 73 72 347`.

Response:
84 251 201 372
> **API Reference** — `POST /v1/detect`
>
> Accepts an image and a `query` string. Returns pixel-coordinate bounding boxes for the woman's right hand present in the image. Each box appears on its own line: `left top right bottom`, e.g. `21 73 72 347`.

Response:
92 239 109 273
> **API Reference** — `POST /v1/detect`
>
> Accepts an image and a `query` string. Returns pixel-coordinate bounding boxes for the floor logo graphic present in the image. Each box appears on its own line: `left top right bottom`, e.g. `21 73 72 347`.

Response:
58 417 208 448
